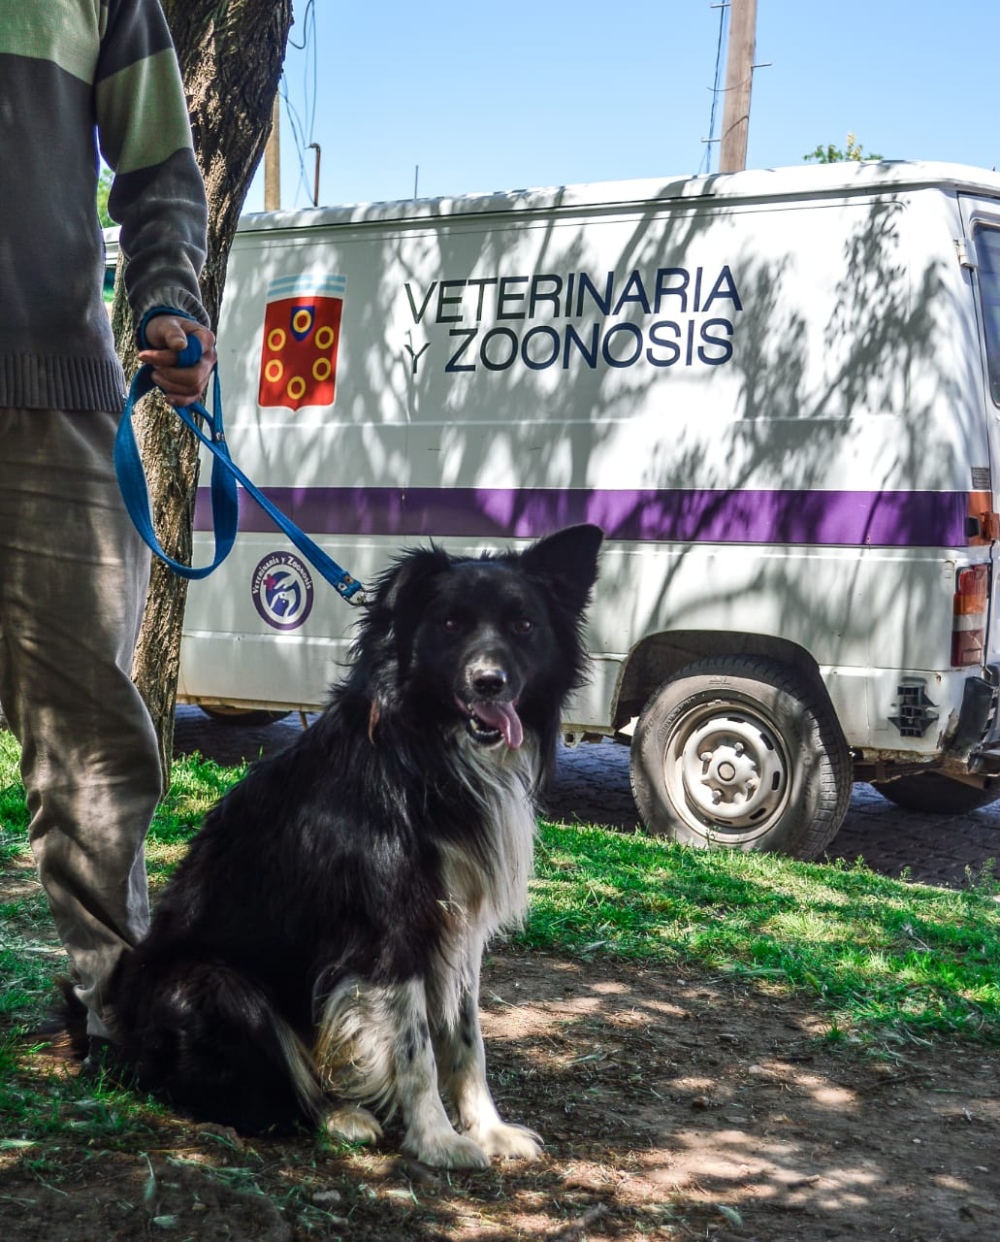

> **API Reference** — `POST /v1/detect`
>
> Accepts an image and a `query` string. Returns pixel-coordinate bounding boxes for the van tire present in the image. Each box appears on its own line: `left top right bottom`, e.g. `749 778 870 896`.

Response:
871 772 1000 814
629 656 852 859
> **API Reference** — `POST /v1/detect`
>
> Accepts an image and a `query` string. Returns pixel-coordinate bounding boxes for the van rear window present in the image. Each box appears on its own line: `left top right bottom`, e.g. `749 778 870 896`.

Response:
975 224 1000 405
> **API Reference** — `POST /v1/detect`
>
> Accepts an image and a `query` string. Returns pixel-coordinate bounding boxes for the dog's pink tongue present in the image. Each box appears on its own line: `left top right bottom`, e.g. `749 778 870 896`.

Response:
475 702 524 749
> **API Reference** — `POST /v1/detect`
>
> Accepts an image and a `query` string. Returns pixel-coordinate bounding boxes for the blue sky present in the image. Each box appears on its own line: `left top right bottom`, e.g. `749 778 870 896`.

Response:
245 0 1000 213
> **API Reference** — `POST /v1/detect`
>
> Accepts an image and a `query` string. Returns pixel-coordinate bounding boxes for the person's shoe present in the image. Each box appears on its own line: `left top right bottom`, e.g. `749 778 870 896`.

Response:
28 1009 69 1039
78 1036 133 1086
26 983 86 1060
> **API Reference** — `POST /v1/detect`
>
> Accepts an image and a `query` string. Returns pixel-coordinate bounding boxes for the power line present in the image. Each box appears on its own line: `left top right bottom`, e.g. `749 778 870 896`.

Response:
287 0 315 51
278 78 312 205
701 1 729 174
279 0 320 205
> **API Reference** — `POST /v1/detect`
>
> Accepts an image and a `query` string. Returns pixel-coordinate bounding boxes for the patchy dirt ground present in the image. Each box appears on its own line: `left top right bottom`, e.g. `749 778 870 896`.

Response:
2 949 998 1241
3 714 998 1238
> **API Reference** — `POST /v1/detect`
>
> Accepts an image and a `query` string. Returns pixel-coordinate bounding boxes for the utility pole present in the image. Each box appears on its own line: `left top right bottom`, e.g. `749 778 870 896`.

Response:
718 0 757 173
264 94 281 210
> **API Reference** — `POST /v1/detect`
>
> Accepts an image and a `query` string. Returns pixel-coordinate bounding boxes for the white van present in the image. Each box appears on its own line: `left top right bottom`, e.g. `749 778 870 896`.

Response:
109 159 1000 857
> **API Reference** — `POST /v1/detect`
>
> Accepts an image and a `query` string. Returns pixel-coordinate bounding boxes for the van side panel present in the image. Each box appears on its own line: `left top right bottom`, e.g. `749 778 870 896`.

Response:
178 172 996 764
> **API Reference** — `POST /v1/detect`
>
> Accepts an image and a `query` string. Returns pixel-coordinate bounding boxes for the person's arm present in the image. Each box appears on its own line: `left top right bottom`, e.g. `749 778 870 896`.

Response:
96 0 216 403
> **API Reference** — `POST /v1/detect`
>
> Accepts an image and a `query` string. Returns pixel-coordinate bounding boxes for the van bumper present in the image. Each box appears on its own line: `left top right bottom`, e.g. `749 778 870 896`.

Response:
958 664 1000 771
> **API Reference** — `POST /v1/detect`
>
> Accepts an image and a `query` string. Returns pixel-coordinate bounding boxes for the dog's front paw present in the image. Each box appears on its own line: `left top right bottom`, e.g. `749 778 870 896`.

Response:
403 1128 489 1170
470 1121 543 1161
324 1104 383 1146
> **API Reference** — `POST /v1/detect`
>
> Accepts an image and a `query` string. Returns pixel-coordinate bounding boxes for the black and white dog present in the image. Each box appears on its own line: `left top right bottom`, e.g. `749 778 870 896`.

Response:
108 523 602 1168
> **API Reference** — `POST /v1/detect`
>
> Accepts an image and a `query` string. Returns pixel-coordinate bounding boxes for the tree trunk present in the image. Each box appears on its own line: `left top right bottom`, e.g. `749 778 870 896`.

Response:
115 1 293 783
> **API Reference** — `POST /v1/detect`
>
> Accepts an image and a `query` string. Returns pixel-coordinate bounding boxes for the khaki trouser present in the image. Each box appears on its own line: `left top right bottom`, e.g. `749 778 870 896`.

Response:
0 408 162 1035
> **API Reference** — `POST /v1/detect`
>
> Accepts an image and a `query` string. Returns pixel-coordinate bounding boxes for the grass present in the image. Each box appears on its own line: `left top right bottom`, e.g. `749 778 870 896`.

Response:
1 733 999 1057
1 734 997 1238
0 736 244 1023
0 736 248 1153
523 823 1000 1043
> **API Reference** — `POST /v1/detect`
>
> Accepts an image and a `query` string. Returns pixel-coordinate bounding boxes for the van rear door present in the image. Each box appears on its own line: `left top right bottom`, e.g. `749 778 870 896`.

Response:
959 196 1000 668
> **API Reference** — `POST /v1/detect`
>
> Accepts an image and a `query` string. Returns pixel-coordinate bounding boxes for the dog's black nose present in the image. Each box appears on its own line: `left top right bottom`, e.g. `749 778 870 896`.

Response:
471 666 507 698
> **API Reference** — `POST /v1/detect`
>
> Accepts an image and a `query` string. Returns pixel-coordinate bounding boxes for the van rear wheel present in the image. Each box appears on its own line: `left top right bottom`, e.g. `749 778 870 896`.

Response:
871 772 1000 814
629 656 852 860
199 706 292 727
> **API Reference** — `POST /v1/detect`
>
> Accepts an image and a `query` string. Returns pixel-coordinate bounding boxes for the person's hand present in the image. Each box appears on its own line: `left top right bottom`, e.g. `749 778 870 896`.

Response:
138 315 217 407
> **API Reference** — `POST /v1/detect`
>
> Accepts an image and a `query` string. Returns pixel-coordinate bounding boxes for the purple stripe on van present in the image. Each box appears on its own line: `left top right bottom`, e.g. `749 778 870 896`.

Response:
193 487 970 547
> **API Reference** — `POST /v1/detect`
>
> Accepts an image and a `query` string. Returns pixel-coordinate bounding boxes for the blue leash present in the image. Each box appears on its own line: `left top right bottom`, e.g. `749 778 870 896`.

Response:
114 335 366 604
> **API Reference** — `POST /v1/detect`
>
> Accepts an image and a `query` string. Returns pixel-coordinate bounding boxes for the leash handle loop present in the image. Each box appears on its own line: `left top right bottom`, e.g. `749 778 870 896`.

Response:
115 365 237 580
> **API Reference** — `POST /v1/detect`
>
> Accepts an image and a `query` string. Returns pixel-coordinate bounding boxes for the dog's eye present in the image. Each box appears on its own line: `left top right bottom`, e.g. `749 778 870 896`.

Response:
512 617 534 635
442 618 461 634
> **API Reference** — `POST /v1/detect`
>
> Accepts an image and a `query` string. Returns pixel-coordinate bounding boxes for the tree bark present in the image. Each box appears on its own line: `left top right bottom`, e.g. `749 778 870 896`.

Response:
116 0 294 783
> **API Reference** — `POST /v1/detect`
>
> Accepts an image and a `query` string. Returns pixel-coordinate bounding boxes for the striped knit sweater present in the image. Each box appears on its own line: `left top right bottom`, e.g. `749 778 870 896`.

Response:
0 0 209 411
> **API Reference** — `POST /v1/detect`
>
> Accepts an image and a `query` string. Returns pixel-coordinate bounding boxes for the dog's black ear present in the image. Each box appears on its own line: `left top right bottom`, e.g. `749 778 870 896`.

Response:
351 545 454 690
520 524 603 615
363 547 453 646
367 544 455 642
375 546 453 617
345 548 449 705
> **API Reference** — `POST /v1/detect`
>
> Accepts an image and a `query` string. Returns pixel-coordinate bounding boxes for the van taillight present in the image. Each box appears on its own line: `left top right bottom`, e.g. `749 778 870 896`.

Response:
952 564 989 667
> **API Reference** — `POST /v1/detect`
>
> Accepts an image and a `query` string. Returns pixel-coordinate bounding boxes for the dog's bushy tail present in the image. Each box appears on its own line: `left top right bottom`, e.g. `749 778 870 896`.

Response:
111 955 324 1135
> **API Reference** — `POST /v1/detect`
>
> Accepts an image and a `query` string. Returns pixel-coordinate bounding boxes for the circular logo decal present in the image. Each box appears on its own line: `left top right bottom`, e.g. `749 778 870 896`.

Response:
251 551 314 631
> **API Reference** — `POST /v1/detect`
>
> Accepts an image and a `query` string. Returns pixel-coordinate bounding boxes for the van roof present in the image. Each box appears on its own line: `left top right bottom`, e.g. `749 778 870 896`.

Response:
235 159 1000 233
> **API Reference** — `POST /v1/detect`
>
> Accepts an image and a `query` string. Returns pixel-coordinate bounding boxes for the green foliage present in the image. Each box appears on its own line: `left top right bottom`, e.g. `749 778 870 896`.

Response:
805 132 883 163
149 750 246 846
96 166 114 229
0 731 28 863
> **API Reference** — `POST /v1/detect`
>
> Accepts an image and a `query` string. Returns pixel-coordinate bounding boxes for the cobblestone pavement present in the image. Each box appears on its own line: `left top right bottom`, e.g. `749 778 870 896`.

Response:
174 708 1000 890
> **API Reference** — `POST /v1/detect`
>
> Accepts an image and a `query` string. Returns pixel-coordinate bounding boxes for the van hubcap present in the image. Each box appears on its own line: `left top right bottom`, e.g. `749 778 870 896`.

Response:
667 706 790 834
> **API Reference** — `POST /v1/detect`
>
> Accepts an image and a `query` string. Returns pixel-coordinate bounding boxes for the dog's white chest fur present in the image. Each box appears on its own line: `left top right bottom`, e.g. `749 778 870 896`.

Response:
432 738 540 1024
445 738 539 925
